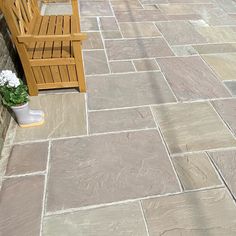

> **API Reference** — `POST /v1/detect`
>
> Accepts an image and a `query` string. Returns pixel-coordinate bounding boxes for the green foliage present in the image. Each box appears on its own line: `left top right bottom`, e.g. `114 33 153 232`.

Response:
0 80 29 107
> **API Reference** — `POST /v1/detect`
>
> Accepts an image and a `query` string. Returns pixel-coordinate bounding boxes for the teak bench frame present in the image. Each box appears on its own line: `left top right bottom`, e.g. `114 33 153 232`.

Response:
0 0 87 96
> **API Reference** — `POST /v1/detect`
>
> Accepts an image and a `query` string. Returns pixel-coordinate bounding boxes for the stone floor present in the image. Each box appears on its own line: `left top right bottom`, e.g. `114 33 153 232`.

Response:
1 0 236 235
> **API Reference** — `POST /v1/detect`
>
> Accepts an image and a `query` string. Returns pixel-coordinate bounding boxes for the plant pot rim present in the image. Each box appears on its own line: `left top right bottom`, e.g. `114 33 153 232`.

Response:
11 102 29 109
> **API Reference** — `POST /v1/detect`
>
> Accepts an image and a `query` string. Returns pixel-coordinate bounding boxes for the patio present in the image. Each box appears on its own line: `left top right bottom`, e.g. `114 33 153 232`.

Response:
1 0 236 235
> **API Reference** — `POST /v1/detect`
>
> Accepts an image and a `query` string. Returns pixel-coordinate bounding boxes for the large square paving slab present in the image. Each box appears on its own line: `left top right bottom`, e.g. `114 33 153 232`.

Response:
156 56 230 101
152 102 236 154
14 93 87 143
142 188 236 236
105 38 174 60
46 130 180 212
87 72 176 110
43 202 147 236
209 149 236 199
0 176 44 236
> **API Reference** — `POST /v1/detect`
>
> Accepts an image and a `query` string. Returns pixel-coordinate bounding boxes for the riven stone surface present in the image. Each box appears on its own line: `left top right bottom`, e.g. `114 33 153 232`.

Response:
6 142 48 176
43 202 148 236
193 43 236 54
209 150 236 198
14 93 87 142
47 130 180 211
152 102 236 154
110 61 135 73
105 38 174 60
212 99 236 136
87 72 176 110
133 59 160 71
83 32 103 49
172 153 221 190
0 176 44 236
88 107 156 134
156 56 230 101
142 188 236 236
224 81 236 96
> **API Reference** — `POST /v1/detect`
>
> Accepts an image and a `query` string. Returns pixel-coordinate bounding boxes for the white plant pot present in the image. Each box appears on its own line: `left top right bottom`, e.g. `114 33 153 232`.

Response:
11 102 44 128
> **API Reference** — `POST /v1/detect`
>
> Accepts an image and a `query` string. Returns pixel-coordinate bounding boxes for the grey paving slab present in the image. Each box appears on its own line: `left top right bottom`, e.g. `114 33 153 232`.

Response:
133 59 160 71
156 56 230 101
6 142 48 176
172 153 221 190
152 102 236 154
105 38 174 60
110 61 135 73
88 107 156 134
142 188 236 236
47 130 180 211
87 72 176 110
224 81 236 96
209 149 236 198
212 99 236 136
43 202 147 236
0 176 44 236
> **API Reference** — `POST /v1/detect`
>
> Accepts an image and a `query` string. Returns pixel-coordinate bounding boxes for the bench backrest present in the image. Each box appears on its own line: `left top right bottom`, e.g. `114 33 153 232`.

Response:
1 0 39 37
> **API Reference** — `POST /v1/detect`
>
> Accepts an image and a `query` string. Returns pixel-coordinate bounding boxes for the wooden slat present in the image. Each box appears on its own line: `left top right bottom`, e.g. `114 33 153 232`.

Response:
37 81 79 89
30 58 75 66
32 67 45 84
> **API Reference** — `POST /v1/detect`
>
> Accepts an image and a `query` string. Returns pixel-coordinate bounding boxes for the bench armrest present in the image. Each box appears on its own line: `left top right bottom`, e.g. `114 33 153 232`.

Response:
17 33 87 44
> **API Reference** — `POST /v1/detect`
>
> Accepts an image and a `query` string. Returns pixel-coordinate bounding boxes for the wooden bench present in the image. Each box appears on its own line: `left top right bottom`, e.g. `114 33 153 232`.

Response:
0 0 87 95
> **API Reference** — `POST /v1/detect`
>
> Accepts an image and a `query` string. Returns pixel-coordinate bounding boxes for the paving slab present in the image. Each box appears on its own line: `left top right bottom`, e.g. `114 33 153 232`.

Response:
152 102 236 154
43 202 147 236
224 81 236 96
142 188 236 236
87 72 176 110
47 130 180 211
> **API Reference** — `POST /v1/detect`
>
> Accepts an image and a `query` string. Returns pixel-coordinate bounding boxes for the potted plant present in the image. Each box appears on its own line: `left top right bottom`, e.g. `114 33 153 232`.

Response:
0 70 44 128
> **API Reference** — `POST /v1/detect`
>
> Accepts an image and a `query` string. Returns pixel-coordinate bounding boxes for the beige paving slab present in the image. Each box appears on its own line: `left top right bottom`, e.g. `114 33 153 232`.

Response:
43 202 147 236
47 130 180 211
0 176 44 236
193 43 236 54
156 21 207 45
83 32 103 50
212 99 236 136
195 26 236 43
142 188 236 236
133 59 160 71
105 38 174 60
209 149 236 198
14 93 87 142
156 56 230 101
110 61 135 73
88 107 156 134
6 142 48 176
172 153 221 190
152 102 236 154
119 22 161 38
202 53 236 81
83 50 110 75
224 81 236 96
87 72 176 110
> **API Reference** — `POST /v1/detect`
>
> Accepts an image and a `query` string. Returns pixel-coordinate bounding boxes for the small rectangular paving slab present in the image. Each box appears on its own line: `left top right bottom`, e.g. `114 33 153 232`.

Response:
14 93 87 142
83 32 103 50
47 130 180 211
172 153 221 190
80 17 99 31
88 107 156 134
212 99 236 136
43 202 147 236
83 50 110 75
202 53 236 81
0 176 44 236
80 1 113 16
208 149 236 198
156 56 230 101
6 142 48 176
156 21 207 45
87 72 176 110
105 38 174 60
133 59 160 71
99 17 119 31
142 188 236 236
119 22 161 38
152 102 236 154
193 43 236 54
110 61 135 73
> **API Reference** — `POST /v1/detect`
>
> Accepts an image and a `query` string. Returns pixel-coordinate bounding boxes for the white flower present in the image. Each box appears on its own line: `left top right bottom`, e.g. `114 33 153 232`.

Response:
0 70 20 88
